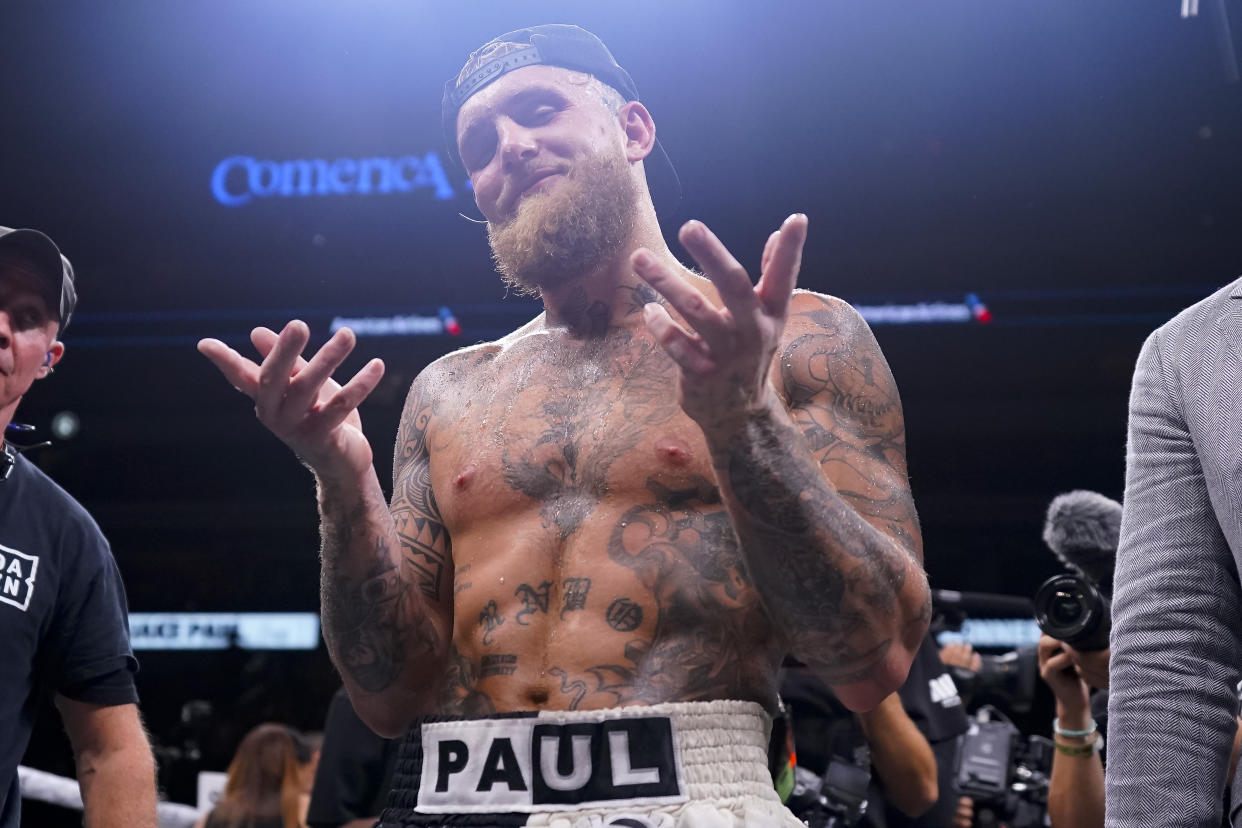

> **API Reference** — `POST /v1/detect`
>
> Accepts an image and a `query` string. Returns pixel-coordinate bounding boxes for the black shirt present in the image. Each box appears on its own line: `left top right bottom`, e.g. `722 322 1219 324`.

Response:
0 452 138 827
782 634 970 828
307 687 398 828
886 636 971 827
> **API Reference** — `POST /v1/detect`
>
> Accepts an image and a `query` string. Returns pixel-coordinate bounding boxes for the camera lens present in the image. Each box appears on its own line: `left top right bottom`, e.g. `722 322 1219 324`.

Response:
1033 572 1112 651
1049 590 1083 626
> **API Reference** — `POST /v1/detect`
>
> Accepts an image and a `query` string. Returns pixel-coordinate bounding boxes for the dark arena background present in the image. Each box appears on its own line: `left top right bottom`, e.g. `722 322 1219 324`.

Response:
3 1 1241 823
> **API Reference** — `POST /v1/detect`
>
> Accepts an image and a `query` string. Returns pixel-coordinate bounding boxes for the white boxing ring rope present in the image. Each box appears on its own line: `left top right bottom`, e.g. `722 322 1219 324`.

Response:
17 765 202 828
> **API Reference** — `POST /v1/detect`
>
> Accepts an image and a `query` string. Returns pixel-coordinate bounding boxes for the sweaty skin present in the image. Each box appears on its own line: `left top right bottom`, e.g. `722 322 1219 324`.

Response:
200 61 928 735
376 280 922 716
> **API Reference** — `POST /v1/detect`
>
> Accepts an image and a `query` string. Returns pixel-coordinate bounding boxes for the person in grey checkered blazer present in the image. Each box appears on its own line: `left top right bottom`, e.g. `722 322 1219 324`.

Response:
1107 277 1242 827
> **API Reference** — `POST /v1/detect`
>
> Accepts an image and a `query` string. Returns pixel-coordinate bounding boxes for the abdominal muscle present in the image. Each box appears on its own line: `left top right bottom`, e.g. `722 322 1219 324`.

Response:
440 510 783 717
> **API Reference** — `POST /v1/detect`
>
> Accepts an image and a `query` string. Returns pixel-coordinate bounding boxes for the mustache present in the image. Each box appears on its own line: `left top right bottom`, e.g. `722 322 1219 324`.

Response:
499 164 571 216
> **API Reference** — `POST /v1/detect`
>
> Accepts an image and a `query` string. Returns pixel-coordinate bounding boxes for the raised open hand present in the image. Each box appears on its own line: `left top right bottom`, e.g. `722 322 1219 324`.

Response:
197 320 384 479
631 213 808 427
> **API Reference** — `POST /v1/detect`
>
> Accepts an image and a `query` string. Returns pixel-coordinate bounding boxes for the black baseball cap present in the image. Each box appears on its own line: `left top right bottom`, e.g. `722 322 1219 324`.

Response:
0 227 77 331
442 24 681 209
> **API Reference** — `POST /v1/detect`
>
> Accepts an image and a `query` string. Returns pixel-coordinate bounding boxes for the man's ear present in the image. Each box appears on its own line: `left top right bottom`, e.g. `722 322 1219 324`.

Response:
39 341 65 378
618 101 656 163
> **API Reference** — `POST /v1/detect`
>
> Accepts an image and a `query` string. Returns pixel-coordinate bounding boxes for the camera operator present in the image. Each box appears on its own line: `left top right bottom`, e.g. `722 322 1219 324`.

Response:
1035 490 1242 827
939 610 1050 827
782 630 970 827
1032 490 1118 828
1038 634 1106 828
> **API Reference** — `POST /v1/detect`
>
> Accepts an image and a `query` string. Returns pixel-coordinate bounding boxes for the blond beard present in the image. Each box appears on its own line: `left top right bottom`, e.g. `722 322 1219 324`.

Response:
487 151 638 296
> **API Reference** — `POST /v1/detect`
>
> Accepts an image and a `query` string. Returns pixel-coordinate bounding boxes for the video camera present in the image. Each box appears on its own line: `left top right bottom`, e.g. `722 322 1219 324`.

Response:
1033 572 1111 651
955 706 1053 828
932 589 1040 714
1033 489 1119 652
785 753 871 828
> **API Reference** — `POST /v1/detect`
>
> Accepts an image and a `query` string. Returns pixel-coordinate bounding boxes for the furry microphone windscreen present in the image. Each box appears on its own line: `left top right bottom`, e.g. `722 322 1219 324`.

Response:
1041 489 1123 593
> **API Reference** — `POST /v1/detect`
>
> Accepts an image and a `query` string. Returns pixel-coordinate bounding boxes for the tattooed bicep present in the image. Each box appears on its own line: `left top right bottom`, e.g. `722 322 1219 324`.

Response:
393 374 436 489
779 293 921 555
391 370 452 605
780 296 905 451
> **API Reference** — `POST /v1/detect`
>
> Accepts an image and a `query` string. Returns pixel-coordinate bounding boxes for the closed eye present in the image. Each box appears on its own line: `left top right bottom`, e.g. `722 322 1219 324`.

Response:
520 103 558 126
458 89 569 171
460 126 497 172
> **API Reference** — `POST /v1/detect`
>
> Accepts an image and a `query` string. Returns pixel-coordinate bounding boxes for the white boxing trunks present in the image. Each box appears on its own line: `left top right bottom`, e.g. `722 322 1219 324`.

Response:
377 700 803 828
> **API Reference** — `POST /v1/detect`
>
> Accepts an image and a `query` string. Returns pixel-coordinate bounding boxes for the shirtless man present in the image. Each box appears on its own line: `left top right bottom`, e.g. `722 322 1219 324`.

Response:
199 25 930 827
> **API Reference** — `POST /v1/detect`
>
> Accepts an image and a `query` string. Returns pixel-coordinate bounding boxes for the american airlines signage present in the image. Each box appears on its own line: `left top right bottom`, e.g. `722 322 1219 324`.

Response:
211 152 457 207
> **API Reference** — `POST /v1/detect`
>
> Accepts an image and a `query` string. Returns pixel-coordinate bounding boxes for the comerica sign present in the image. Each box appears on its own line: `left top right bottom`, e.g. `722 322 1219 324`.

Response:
211 152 456 207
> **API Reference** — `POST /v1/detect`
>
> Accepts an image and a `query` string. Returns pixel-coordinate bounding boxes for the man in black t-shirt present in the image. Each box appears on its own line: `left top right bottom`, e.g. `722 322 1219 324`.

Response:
307 687 399 828
888 635 972 827
0 226 156 827
783 633 971 827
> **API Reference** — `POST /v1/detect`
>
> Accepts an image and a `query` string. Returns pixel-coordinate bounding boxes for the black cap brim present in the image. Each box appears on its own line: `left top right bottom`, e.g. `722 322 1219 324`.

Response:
0 227 76 330
442 24 681 214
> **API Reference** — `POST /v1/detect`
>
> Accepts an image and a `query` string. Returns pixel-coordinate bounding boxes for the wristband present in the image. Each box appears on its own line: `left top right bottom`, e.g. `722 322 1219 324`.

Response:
1053 717 1097 738
1054 732 1102 757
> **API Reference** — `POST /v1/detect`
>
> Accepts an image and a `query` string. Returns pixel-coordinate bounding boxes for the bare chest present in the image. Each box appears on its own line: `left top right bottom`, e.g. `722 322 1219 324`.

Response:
429 336 718 538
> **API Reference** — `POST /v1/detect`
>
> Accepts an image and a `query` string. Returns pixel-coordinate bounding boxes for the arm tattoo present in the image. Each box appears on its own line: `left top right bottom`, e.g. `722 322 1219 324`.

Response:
780 306 921 549
392 376 451 601
725 401 905 639
703 297 924 680
320 534 411 693
318 365 453 700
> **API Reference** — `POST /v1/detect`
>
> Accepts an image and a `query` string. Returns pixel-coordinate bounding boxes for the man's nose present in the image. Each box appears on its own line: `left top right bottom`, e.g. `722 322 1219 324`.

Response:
496 118 537 167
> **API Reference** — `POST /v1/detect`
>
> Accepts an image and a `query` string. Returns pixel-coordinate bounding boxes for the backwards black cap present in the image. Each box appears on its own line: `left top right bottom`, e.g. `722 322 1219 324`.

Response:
441 24 680 209
0 227 77 331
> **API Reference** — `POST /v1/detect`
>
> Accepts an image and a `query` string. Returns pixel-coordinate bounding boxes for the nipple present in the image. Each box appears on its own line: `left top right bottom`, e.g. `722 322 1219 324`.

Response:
654 437 692 466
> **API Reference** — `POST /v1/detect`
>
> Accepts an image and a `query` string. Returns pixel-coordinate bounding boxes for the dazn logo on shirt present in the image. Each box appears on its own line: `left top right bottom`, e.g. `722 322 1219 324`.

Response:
0 543 39 612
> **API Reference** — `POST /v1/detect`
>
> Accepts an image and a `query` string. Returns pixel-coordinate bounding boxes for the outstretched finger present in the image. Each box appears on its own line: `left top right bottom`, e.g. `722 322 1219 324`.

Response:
677 220 760 331
760 229 781 275
755 214 808 318
197 338 260 397
632 250 730 343
285 327 358 412
315 358 386 432
251 326 313 377
255 321 311 416
250 326 280 359
642 304 716 375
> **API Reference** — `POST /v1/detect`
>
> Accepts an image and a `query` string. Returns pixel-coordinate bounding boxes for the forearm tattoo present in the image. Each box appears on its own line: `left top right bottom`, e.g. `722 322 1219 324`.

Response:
320 530 412 693
318 372 451 696
711 298 923 679
724 410 903 659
